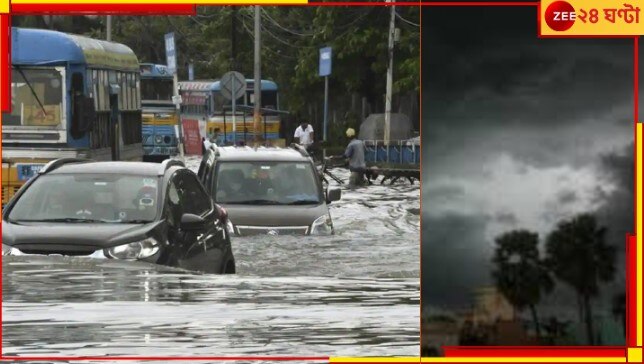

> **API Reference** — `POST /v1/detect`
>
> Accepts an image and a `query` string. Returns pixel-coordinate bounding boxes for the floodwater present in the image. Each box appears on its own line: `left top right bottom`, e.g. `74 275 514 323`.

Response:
2 157 420 358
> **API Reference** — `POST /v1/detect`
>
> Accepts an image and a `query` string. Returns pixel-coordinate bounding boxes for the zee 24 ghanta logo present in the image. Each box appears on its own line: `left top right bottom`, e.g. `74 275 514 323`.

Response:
544 1 641 31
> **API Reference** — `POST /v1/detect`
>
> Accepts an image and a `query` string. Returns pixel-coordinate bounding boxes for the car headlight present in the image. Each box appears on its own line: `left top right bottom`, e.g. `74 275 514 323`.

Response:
2 243 23 256
310 215 333 235
226 220 235 235
2 243 14 256
104 238 160 260
155 135 163 144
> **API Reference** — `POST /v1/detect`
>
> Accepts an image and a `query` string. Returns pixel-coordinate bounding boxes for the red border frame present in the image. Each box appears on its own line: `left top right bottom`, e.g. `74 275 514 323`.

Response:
421 1 639 361
0 1 640 362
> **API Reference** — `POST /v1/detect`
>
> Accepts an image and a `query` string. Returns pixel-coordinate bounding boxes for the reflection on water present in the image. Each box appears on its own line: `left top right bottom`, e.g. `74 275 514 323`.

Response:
3 160 420 357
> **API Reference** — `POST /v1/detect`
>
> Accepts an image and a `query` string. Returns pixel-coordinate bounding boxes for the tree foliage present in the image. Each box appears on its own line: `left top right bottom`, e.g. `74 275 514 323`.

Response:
13 7 419 121
492 229 554 340
545 213 617 345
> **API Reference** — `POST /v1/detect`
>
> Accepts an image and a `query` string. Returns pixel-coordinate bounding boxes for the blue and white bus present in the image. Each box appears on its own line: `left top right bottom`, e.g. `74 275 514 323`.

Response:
140 63 179 161
179 79 282 145
1 27 143 205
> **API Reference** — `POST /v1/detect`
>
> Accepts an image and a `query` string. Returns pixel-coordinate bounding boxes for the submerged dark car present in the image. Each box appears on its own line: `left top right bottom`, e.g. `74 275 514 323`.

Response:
2 158 236 274
197 144 341 236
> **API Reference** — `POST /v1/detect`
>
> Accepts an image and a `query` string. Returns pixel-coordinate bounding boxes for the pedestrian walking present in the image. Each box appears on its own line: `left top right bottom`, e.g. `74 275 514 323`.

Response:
294 121 314 151
343 128 367 188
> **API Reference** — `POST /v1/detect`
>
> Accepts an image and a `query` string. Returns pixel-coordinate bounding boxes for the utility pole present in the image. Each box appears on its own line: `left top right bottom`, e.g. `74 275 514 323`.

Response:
323 72 329 142
253 5 262 143
106 15 112 41
231 7 238 71
174 67 184 157
384 0 395 146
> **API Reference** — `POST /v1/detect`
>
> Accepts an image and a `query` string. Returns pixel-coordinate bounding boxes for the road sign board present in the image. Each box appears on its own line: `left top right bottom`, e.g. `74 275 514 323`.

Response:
165 32 176 73
319 47 332 77
220 71 246 101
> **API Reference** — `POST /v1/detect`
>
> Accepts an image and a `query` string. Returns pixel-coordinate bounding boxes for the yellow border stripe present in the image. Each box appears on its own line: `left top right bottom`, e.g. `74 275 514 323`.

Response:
638 122 643 347
330 358 626 363
628 348 642 363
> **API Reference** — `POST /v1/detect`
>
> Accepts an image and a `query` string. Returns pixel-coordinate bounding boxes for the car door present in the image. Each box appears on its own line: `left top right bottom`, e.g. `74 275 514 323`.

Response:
161 176 185 267
173 170 228 273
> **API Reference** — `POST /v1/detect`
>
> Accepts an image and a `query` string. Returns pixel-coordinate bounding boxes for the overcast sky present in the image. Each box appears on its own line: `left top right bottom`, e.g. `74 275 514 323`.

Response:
421 6 635 309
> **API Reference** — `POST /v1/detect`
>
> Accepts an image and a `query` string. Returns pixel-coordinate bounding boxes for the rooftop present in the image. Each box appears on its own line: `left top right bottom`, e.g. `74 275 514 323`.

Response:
12 27 139 72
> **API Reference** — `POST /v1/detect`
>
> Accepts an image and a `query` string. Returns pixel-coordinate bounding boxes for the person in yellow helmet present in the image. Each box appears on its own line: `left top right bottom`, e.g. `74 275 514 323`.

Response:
343 127 367 188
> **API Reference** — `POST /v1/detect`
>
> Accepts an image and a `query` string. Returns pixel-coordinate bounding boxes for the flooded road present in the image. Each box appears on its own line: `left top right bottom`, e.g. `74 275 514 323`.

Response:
3 158 420 357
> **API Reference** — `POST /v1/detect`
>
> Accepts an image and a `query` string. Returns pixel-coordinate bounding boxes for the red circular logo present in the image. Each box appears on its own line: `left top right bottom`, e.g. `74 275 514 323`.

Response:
545 1 576 31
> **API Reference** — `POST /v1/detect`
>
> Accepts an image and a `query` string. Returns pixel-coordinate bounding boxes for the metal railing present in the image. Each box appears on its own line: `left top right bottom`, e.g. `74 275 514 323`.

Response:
362 140 420 165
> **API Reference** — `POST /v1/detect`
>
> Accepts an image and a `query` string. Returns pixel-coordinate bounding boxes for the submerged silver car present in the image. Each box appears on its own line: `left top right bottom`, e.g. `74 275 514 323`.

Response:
197 144 341 236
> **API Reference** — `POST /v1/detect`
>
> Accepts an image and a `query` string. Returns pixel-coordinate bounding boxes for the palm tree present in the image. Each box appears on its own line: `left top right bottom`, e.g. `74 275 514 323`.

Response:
545 213 617 345
492 229 554 340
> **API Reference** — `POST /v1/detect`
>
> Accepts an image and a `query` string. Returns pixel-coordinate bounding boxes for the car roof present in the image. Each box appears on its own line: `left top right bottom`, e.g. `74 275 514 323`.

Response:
47 161 181 176
213 146 311 162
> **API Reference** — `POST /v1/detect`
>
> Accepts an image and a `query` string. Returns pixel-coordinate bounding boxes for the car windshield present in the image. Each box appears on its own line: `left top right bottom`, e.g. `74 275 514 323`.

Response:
214 161 322 205
8 174 161 223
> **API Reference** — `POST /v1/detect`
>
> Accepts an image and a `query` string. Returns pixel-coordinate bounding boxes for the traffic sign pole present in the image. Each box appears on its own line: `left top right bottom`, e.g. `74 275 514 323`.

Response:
165 32 184 158
323 76 328 142
220 71 246 146
174 73 184 158
232 76 236 145
319 47 332 143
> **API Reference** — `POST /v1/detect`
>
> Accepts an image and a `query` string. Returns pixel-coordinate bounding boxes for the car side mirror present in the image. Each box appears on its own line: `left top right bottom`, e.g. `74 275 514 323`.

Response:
326 187 341 204
180 213 206 231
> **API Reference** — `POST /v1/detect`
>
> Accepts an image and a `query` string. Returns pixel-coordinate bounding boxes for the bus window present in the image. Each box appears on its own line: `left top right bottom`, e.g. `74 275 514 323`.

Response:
119 73 126 109
141 78 173 101
246 90 278 109
2 68 64 128
262 91 277 110
213 93 226 113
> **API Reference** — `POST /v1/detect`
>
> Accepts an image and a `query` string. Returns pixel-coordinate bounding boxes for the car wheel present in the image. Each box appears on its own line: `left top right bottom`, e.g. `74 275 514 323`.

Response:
221 248 236 274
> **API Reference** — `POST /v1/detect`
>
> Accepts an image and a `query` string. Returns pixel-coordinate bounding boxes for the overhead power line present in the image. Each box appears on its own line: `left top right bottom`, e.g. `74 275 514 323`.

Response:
239 17 300 60
260 8 321 37
395 10 420 27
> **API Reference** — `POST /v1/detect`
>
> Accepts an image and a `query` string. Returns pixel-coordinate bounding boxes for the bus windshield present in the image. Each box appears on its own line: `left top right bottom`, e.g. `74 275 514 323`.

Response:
247 90 278 109
141 78 174 102
2 68 64 129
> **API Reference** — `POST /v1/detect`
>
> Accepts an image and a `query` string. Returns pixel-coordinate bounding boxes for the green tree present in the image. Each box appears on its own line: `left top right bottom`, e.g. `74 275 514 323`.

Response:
13 8 419 144
545 213 617 345
492 229 554 340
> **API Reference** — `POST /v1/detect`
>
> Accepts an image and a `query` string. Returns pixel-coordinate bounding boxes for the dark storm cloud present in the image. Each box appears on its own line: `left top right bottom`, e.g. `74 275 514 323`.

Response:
494 211 519 226
422 5 632 176
421 5 634 309
600 142 634 194
556 190 578 205
425 184 465 203
596 143 634 255
422 7 537 47
422 212 492 308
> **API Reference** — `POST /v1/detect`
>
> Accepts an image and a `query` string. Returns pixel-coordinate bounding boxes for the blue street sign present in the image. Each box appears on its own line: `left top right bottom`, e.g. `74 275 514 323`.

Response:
319 47 332 77
16 163 44 181
165 32 176 74
188 64 194 81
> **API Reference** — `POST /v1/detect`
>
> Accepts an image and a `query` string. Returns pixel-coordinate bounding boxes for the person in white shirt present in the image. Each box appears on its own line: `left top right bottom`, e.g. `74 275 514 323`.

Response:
294 122 314 151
